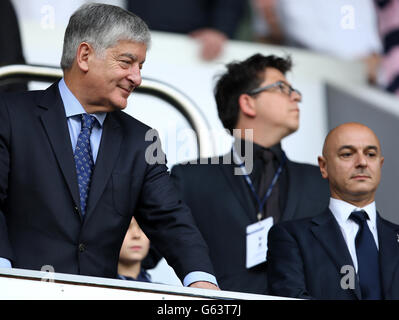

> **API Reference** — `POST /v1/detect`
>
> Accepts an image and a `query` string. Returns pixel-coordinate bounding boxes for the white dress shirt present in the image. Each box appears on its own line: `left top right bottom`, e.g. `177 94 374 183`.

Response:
329 198 379 272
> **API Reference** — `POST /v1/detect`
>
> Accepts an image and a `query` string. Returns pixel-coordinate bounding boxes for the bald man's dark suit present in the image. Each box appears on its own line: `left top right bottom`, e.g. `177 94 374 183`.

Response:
0 82 214 280
267 209 399 299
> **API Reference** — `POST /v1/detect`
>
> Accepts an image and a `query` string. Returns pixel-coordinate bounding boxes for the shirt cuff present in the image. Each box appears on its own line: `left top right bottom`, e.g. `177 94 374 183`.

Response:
183 271 218 287
0 258 12 268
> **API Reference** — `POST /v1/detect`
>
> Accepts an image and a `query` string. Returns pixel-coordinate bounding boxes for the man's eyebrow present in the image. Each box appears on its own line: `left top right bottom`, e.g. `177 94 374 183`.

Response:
338 145 379 151
338 145 355 152
119 53 145 64
278 80 293 87
365 145 379 151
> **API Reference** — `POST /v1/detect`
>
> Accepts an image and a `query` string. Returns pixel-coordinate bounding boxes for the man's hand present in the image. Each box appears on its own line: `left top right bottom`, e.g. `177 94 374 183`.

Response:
362 52 381 85
253 0 284 44
189 281 220 290
189 29 227 61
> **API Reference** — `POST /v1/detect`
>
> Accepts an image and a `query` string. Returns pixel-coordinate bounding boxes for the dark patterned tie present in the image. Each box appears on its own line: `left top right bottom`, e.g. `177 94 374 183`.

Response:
258 149 280 222
349 210 382 300
74 114 96 216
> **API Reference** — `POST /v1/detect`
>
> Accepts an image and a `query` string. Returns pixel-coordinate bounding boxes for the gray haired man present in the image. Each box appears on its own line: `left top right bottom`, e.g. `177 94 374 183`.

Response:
0 3 218 290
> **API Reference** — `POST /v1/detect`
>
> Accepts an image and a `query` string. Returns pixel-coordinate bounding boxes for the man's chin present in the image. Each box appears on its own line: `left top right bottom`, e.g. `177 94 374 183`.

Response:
109 100 128 111
285 123 299 136
348 186 376 198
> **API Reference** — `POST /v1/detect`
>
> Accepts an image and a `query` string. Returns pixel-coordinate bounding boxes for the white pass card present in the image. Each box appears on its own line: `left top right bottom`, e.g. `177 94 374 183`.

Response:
246 217 274 269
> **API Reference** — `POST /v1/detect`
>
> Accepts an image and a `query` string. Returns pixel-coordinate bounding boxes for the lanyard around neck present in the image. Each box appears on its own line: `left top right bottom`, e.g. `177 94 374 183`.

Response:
232 145 286 221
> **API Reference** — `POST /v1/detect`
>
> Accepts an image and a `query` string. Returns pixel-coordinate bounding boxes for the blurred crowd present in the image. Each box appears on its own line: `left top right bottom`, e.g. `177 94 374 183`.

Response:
2 0 399 98
127 0 399 97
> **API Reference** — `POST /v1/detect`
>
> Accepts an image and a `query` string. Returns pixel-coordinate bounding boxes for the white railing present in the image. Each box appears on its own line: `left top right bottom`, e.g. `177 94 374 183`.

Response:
0 268 291 300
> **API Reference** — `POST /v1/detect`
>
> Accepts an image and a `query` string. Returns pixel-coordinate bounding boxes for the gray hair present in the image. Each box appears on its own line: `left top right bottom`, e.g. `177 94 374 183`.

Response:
60 3 151 70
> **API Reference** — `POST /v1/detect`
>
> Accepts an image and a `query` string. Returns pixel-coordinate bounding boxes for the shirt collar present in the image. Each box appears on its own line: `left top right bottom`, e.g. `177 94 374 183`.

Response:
234 138 284 164
58 78 106 127
329 197 377 227
117 269 151 282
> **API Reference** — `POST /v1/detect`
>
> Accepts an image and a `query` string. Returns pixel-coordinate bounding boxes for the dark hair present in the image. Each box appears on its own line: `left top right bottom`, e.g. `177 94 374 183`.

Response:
214 53 292 132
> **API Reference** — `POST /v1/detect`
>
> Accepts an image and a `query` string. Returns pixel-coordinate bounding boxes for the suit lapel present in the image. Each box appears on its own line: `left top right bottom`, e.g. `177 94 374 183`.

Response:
85 112 122 219
218 154 257 221
310 209 361 299
38 82 81 210
377 214 399 299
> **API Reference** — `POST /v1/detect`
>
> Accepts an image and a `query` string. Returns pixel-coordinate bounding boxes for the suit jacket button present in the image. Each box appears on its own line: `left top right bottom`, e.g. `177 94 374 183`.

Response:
74 206 79 214
78 243 86 252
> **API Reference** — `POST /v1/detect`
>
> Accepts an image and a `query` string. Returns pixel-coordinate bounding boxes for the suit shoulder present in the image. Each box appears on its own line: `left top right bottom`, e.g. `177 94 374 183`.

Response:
112 110 154 135
379 215 399 230
274 215 315 231
0 90 42 109
171 154 230 174
288 160 320 173
114 110 150 129
287 159 328 187
269 216 316 243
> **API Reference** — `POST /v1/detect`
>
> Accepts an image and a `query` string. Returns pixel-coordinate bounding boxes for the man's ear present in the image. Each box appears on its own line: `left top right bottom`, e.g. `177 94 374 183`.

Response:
75 42 92 72
318 156 329 179
238 93 256 118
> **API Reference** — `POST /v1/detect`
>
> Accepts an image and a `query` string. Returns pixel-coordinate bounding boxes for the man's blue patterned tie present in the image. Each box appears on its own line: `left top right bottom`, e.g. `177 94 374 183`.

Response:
74 114 96 216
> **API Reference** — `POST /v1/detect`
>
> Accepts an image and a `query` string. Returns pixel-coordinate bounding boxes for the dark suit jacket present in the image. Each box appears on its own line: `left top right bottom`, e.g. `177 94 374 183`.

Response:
0 82 215 280
267 209 399 299
170 153 330 294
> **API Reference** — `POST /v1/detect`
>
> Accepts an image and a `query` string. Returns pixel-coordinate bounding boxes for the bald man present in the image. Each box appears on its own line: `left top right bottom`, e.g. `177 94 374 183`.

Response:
266 123 399 300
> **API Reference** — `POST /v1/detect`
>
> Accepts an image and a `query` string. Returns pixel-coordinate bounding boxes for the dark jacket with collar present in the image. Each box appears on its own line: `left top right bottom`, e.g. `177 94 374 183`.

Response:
171 151 330 294
267 209 399 299
0 82 215 281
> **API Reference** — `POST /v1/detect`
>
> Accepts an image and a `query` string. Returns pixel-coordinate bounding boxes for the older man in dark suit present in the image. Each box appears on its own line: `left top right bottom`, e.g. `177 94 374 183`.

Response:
0 3 218 290
267 122 399 299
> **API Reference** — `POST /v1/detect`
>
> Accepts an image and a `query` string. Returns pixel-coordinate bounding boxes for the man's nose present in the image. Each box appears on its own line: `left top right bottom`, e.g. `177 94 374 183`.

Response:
290 90 302 103
131 230 141 240
355 153 368 167
127 65 142 87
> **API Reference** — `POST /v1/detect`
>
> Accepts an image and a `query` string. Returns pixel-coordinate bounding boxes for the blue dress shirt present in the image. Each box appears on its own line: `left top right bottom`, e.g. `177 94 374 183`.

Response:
58 78 106 163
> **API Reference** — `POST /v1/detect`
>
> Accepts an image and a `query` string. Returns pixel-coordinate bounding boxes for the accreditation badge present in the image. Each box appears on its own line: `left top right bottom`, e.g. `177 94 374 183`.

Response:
246 217 273 269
